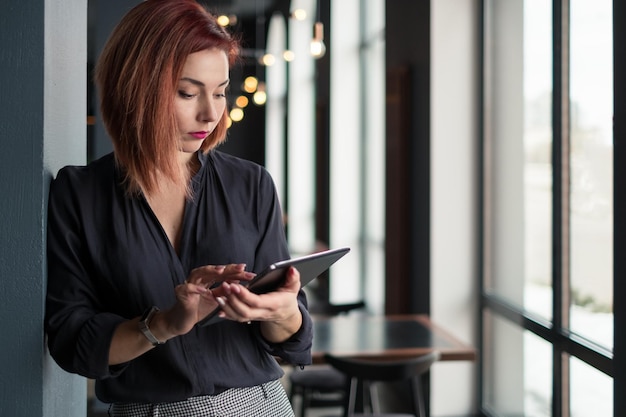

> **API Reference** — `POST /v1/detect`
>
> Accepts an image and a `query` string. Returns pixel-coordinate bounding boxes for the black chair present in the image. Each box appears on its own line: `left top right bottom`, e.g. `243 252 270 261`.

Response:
323 351 441 417
288 300 366 417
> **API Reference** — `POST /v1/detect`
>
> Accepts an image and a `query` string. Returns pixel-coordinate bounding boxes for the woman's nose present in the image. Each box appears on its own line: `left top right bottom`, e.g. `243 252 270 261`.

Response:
199 97 218 122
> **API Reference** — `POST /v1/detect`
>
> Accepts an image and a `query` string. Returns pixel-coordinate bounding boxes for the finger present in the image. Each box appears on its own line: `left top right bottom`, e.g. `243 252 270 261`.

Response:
221 282 254 301
216 270 256 284
224 263 246 272
190 264 255 285
177 282 211 297
188 264 246 289
221 265 255 281
186 265 225 286
274 267 301 292
285 266 300 284
216 296 243 320
216 292 259 322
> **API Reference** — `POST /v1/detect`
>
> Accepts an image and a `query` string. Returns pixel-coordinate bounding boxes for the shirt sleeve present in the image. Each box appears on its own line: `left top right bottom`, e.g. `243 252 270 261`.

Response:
253 299 314 367
45 167 129 379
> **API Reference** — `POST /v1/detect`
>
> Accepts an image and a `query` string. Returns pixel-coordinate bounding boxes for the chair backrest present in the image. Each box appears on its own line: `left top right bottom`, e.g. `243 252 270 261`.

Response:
323 300 366 315
324 352 441 416
323 351 440 382
308 297 367 316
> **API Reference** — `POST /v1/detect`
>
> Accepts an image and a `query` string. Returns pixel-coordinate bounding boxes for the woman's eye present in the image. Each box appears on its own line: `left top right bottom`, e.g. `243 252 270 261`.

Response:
178 90 196 99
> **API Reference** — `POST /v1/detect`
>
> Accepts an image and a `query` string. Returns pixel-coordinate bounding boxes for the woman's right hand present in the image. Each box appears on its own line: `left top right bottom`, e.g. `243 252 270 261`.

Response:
156 264 256 338
109 264 255 365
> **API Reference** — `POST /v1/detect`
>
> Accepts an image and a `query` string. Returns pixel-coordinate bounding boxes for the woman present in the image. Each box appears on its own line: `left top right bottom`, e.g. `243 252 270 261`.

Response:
45 1 312 415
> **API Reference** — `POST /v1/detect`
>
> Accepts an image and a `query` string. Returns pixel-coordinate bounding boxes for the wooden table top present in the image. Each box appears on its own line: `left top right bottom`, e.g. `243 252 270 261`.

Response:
311 314 476 363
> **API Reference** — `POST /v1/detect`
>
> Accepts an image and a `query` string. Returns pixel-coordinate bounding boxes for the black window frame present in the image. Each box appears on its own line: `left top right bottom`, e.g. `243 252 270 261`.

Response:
478 1 624 415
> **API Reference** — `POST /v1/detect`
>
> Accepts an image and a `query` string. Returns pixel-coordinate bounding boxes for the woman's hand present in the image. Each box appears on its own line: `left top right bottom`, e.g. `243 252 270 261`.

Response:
214 266 303 343
157 264 256 339
108 264 255 365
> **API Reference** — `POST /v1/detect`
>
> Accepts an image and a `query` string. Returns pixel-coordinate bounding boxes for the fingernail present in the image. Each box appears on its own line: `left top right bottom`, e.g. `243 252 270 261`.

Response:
216 297 226 306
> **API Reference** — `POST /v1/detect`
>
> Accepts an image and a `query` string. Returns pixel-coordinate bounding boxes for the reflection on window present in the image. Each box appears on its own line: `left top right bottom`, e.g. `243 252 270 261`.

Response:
569 0 613 349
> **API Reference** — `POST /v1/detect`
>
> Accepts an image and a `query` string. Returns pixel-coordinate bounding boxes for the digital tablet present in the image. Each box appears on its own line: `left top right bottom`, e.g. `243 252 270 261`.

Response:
197 247 350 327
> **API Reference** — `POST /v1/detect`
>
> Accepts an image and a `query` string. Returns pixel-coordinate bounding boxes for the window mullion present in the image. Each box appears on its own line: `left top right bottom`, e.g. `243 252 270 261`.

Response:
552 0 571 416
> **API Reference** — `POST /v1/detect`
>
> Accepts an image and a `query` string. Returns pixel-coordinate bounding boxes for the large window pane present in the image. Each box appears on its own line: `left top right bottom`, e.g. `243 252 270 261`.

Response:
524 331 552 416
569 0 613 349
484 0 553 319
360 0 386 315
570 356 613 417
523 0 553 319
287 0 317 254
329 0 385 312
483 312 552 416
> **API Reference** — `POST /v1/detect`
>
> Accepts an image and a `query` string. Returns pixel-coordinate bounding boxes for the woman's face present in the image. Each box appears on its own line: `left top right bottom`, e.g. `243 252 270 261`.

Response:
174 48 229 154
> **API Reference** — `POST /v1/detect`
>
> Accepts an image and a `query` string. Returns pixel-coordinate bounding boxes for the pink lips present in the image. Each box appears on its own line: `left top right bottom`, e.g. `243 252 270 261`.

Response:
189 131 208 139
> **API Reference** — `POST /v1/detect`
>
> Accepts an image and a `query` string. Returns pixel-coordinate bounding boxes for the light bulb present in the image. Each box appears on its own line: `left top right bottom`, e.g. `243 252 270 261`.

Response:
230 107 244 122
310 40 326 58
235 95 249 108
310 22 326 59
216 15 230 27
253 90 267 106
291 9 307 20
283 50 295 62
217 14 237 27
253 82 267 106
261 53 276 66
243 76 258 93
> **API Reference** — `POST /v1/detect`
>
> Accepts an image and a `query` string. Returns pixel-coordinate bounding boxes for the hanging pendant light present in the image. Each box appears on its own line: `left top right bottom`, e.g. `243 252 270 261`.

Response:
310 0 326 59
310 21 326 59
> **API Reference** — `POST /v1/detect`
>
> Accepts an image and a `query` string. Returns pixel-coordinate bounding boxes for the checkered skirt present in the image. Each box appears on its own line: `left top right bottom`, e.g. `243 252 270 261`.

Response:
108 379 294 417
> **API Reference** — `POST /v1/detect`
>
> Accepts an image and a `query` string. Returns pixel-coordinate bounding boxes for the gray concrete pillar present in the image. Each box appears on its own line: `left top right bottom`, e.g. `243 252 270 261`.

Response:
0 0 87 415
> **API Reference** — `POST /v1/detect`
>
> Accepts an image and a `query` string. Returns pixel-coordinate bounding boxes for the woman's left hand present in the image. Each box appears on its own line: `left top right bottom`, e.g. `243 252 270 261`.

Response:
215 266 303 342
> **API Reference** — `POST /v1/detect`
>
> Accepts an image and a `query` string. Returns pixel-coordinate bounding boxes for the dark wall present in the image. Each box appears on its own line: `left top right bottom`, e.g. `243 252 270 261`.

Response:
385 0 431 315
88 0 140 161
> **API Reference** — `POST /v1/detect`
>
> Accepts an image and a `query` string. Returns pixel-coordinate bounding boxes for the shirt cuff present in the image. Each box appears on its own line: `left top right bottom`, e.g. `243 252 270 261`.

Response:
256 302 313 366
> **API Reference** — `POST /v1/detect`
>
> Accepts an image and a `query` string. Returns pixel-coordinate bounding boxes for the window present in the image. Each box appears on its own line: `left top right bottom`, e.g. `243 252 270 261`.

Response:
280 0 386 313
328 0 385 313
480 1 614 415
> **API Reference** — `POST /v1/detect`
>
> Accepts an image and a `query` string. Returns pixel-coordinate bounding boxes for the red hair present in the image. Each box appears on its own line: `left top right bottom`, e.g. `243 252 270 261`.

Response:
95 0 240 196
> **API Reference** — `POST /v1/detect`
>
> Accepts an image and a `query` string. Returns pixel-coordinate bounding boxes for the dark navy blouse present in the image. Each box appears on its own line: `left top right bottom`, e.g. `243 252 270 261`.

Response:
45 150 313 404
